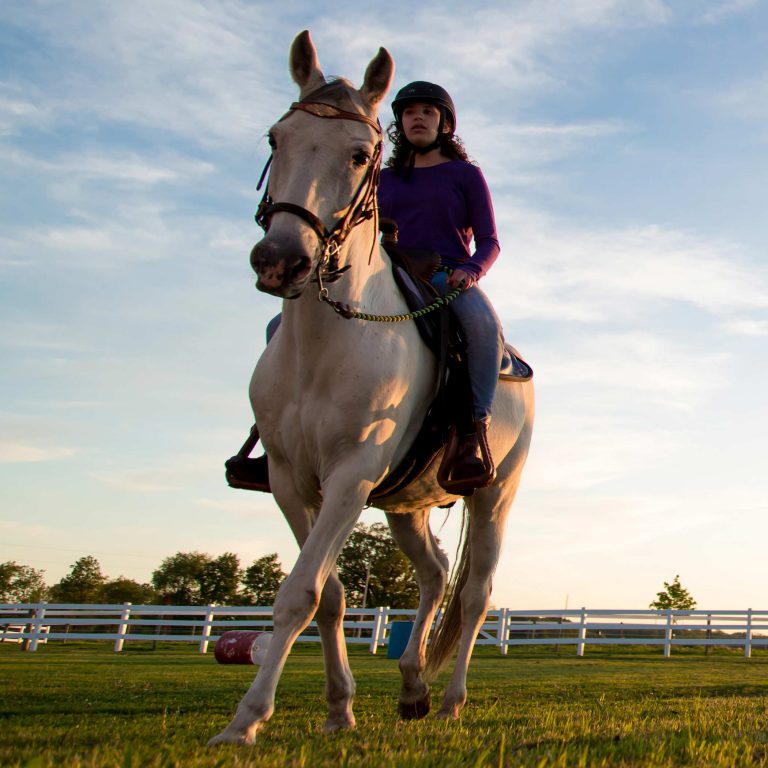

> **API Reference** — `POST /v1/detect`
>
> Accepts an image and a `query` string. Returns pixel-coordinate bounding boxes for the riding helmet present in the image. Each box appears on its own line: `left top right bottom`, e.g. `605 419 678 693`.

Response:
391 81 456 131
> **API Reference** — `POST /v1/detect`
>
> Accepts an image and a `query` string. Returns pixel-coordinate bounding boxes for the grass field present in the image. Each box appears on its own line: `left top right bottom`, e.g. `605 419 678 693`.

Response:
2 642 768 767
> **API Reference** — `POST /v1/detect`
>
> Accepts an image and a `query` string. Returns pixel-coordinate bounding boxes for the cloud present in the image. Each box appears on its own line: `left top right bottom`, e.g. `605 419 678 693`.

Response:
1 1 291 146
698 0 760 24
538 331 729 409
465 114 634 188
316 0 672 98
487 206 768 324
0 145 214 186
721 318 768 336
0 441 76 464
92 470 183 493
0 91 50 135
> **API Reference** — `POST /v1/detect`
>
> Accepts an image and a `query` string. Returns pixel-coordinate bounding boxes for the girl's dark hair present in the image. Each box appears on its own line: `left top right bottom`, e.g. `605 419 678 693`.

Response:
384 120 473 175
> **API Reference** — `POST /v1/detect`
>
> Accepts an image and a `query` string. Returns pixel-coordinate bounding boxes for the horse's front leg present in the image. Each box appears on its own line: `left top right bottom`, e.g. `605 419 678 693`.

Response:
209 474 370 745
266 474 357 733
386 510 448 719
315 569 356 732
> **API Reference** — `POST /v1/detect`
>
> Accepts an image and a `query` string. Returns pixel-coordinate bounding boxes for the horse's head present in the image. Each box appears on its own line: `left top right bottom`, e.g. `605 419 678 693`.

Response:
250 31 394 298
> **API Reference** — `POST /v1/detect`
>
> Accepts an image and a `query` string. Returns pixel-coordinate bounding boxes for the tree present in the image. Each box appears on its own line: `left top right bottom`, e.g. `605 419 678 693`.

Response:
50 556 107 603
336 523 419 609
649 575 697 611
0 561 48 603
152 552 209 605
152 552 242 605
200 553 242 604
101 577 157 605
242 553 286 605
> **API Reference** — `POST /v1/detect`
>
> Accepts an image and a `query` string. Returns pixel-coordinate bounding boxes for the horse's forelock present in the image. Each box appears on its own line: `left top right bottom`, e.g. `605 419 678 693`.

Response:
302 78 373 116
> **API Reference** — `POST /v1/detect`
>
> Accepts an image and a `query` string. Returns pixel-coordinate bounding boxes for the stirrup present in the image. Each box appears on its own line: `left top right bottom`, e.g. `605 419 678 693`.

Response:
225 425 271 493
436 422 496 496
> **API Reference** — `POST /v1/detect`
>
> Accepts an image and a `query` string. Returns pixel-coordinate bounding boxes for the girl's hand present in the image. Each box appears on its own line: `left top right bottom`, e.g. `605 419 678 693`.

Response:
448 268 476 290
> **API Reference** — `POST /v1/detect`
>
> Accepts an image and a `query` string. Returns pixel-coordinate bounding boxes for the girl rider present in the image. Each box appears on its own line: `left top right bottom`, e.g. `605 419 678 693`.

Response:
378 81 504 488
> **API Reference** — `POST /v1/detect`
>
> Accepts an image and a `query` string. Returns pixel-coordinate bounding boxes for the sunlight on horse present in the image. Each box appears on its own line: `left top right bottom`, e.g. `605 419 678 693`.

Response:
209 30 534 746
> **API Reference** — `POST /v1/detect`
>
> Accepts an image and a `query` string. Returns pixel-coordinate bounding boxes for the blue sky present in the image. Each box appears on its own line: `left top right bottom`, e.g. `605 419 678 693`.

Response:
1 0 767 609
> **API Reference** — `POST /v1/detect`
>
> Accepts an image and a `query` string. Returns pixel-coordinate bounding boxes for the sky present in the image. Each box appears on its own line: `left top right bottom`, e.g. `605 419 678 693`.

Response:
1 0 767 611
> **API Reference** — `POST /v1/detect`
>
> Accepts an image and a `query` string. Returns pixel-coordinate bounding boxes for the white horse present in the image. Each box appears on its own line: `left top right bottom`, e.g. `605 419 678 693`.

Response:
210 31 534 745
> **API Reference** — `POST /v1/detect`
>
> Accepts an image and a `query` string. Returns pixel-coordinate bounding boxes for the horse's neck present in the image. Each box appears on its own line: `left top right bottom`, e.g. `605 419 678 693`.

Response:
281 223 403 354
266 220 434 453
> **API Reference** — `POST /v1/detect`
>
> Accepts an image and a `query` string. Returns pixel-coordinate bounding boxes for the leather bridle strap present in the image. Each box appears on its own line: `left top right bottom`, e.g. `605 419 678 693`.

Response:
288 101 382 135
254 98 383 272
261 201 328 241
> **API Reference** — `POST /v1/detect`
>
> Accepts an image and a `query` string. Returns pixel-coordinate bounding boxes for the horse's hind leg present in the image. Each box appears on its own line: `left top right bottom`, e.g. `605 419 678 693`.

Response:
437 484 515 720
386 509 448 719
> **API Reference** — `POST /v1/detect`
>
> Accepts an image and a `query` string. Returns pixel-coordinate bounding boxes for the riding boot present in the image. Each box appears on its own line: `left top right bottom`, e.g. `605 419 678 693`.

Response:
451 417 496 487
224 425 271 493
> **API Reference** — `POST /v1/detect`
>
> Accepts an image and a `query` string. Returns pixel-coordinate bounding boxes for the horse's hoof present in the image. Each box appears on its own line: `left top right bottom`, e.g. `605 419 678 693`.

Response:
399 693 431 720
323 715 356 733
435 706 461 721
207 731 251 746
207 724 261 745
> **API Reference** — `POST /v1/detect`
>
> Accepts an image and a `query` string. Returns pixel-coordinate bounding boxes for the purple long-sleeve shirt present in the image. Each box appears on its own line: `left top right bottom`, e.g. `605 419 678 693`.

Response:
377 160 500 279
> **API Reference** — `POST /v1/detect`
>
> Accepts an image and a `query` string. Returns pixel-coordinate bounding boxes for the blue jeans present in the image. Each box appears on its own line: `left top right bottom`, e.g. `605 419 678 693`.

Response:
432 270 503 422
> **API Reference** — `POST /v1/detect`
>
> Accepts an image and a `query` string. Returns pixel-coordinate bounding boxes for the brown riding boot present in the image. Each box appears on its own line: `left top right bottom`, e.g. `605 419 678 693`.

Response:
224 425 271 493
452 418 496 486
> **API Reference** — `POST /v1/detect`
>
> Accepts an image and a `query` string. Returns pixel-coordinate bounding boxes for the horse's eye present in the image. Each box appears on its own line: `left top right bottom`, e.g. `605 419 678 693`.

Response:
352 151 370 167
268 132 277 150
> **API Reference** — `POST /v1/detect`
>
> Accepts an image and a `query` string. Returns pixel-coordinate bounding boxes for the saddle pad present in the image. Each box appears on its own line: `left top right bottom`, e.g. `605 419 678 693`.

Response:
500 344 533 382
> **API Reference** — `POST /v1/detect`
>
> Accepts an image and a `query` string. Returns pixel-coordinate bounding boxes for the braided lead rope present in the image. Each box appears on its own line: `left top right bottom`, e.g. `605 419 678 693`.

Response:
319 284 462 322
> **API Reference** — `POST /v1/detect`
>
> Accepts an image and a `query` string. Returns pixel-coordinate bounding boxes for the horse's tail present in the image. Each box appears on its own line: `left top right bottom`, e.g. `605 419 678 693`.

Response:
424 506 469 682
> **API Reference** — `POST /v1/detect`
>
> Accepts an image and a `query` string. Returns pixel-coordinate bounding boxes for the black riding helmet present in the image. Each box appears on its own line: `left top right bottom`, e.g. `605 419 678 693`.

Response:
391 81 457 133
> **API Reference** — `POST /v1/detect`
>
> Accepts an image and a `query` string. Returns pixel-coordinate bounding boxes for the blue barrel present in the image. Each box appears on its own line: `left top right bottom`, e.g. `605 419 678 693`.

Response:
387 621 414 659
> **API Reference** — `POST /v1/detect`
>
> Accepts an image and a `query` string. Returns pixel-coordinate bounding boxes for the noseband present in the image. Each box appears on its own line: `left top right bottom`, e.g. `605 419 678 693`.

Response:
255 97 383 277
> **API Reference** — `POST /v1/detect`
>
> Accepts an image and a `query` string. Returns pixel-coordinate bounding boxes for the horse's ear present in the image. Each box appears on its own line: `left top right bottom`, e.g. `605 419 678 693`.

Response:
290 30 326 96
360 47 394 110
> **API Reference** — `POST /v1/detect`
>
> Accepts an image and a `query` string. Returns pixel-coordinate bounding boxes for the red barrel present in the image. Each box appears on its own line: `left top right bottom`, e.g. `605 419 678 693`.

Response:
214 630 270 664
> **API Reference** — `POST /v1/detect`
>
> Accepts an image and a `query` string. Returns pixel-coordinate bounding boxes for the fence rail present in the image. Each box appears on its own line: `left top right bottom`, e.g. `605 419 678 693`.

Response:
2 603 767 657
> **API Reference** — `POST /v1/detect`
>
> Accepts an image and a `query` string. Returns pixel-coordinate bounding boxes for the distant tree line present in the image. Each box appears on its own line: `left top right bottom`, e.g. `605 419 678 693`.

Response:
0 523 420 608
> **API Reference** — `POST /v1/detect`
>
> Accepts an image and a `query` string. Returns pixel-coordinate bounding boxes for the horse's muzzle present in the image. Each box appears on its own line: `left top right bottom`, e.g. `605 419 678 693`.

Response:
250 239 313 297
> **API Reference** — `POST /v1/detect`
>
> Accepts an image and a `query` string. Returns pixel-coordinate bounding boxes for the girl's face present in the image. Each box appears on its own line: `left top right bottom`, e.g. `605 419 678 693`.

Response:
401 102 448 147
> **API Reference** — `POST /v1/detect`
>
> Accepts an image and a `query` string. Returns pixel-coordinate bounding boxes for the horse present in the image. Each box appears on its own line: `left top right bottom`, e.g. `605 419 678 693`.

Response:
209 30 534 745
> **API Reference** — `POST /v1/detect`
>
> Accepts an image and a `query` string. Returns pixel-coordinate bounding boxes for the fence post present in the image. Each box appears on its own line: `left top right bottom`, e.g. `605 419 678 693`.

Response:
199 605 216 654
576 608 587 657
745 608 753 659
498 608 509 656
376 605 389 648
369 607 384 654
705 613 711 656
114 602 132 652
28 602 48 652
663 609 673 658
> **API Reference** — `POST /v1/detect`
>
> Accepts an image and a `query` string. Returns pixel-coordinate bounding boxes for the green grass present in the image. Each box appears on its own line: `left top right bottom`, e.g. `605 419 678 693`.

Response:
2 642 768 766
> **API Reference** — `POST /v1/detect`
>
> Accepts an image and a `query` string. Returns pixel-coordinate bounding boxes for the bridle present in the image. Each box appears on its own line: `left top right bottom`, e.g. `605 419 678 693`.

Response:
253 91 462 322
254 96 383 282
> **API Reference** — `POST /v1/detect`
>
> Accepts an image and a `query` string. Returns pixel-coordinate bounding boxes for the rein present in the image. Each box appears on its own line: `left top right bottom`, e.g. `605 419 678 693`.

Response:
316 266 461 322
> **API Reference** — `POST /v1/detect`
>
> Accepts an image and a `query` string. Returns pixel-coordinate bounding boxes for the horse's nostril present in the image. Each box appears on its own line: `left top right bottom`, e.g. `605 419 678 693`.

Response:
289 259 311 281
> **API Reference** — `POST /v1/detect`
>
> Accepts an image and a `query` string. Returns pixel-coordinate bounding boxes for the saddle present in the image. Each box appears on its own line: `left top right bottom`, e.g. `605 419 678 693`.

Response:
225 224 533 500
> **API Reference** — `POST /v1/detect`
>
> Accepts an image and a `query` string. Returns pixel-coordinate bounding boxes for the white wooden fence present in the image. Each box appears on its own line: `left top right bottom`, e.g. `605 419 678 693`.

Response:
2 603 767 657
